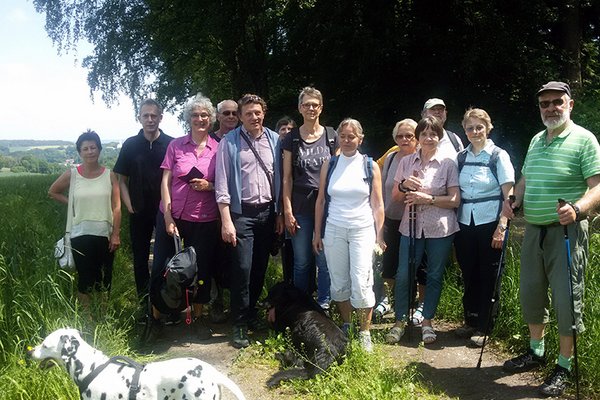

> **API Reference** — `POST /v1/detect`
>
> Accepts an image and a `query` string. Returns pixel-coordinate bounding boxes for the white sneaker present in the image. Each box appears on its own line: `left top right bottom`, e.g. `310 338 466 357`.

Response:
358 330 373 353
411 303 424 326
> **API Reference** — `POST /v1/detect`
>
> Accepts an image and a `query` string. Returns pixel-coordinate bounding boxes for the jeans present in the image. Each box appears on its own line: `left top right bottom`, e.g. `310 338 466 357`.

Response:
129 208 158 302
394 234 454 321
323 223 375 309
291 213 330 305
230 206 275 326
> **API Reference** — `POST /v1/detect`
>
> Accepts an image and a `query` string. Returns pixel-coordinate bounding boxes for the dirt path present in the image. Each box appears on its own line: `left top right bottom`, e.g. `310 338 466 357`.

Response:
141 318 570 400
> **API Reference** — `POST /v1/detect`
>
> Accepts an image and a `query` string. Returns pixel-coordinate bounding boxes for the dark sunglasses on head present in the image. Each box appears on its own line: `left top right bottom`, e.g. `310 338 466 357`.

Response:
539 98 565 109
221 110 237 116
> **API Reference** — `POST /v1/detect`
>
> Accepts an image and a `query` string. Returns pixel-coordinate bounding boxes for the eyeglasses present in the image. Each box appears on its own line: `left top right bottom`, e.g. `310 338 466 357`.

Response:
191 113 210 119
301 103 321 109
395 134 415 140
539 98 565 109
221 110 237 116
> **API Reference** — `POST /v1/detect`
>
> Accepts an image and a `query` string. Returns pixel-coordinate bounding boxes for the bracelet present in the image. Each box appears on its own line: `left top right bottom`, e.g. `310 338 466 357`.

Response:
430 195 435 205
498 223 507 232
567 201 581 219
398 179 409 193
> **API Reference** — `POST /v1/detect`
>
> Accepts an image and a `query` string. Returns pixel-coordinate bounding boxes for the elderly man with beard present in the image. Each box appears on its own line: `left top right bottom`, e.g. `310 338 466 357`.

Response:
502 81 600 397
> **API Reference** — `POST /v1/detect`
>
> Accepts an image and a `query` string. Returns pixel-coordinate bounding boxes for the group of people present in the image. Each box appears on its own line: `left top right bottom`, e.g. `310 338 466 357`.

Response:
48 81 600 397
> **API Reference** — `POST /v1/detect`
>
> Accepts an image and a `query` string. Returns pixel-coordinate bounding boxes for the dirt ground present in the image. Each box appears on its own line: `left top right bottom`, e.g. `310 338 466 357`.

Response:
141 317 572 400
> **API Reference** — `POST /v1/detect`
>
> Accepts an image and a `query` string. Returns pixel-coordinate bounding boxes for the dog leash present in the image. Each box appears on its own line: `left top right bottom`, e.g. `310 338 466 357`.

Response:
77 355 144 400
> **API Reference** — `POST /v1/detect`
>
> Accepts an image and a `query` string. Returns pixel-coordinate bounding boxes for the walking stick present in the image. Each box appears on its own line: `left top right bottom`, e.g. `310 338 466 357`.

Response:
407 171 418 338
558 199 580 400
476 195 516 369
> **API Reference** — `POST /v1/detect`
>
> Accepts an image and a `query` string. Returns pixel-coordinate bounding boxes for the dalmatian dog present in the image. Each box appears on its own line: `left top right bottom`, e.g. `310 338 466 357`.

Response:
29 328 246 400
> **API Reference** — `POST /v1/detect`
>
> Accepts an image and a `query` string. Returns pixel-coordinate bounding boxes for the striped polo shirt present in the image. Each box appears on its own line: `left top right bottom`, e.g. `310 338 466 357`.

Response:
522 122 600 225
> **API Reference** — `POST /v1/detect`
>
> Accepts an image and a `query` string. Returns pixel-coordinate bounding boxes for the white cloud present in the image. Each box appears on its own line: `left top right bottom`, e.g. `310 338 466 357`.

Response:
6 7 29 24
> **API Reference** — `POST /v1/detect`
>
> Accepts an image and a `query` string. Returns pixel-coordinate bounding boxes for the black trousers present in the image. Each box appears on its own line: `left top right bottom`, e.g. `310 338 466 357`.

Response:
455 220 502 332
129 209 158 302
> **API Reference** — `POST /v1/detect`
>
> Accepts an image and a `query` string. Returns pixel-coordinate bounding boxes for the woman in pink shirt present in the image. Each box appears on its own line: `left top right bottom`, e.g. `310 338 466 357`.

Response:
387 116 460 345
148 93 220 341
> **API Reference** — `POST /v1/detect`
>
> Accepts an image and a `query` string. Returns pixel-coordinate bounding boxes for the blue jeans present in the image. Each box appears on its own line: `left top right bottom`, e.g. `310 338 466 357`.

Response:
291 213 330 305
394 234 455 321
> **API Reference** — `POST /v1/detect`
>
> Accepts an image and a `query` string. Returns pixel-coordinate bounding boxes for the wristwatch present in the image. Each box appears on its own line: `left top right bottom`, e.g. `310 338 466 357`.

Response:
568 201 581 220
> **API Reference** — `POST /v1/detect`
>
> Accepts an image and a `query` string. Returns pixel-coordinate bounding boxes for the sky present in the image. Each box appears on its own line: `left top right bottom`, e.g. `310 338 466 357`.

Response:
0 0 184 142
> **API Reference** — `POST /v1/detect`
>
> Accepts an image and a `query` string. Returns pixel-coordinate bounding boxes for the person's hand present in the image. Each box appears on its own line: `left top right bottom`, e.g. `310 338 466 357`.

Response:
404 191 431 206
190 178 212 191
402 175 422 192
275 214 285 235
285 213 300 236
164 214 179 237
108 233 120 252
312 236 323 254
375 235 387 253
491 226 505 249
557 201 577 225
221 220 237 247
502 197 520 219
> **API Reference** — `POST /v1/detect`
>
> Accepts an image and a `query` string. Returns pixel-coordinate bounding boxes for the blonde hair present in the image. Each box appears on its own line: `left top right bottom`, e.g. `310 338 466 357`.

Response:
462 107 494 132
337 118 364 139
392 118 417 139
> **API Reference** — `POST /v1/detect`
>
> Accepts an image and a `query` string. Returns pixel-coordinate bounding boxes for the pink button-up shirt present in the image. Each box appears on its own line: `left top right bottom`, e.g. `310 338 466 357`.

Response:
394 150 460 238
160 133 219 222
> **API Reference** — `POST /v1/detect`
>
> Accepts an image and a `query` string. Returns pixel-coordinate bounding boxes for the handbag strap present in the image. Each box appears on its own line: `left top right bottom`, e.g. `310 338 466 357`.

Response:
65 168 77 233
239 130 275 199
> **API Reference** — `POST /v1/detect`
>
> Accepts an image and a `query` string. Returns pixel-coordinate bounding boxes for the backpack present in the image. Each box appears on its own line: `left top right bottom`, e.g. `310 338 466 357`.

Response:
291 126 337 177
151 235 197 323
321 154 373 237
457 145 501 183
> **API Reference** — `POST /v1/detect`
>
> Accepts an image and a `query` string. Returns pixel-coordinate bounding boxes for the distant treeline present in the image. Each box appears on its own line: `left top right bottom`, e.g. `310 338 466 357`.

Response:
0 139 73 147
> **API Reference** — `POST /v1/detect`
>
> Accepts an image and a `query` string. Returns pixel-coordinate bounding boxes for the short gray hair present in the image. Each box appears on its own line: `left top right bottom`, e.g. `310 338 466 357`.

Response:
217 99 237 113
138 98 163 115
337 118 364 139
183 93 216 125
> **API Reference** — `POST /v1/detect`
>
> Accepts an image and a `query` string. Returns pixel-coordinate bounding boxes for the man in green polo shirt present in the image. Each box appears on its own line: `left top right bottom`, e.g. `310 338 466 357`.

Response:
501 81 600 397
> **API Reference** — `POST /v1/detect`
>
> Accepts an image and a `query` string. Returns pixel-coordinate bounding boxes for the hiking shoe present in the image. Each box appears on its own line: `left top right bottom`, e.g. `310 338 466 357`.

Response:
385 324 406 344
373 298 391 323
142 316 163 343
209 301 228 324
358 330 373 353
192 317 212 341
539 365 570 397
164 313 182 326
232 325 250 349
455 324 476 339
470 331 486 347
411 303 424 326
503 349 546 373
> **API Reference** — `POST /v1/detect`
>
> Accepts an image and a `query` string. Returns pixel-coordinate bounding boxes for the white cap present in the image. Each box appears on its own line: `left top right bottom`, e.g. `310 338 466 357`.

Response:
422 98 446 111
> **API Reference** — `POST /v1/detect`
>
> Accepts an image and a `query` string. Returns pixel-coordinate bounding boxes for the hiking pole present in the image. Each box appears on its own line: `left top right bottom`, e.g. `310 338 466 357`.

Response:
558 198 580 400
407 201 416 338
476 195 516 369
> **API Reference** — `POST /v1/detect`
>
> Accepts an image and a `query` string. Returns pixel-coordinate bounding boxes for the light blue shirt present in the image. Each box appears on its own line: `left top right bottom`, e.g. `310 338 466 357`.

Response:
458 140 515 225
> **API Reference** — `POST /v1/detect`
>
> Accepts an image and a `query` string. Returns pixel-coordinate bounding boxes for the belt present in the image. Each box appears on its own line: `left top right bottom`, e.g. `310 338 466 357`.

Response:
241 202 273 212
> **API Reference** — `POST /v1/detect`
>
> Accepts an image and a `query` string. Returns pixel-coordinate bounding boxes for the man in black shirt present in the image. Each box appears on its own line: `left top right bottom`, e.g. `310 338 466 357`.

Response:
113 99 174 312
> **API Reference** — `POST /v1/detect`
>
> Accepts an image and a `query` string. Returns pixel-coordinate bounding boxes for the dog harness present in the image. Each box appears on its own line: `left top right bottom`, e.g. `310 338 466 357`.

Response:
77 356 144 400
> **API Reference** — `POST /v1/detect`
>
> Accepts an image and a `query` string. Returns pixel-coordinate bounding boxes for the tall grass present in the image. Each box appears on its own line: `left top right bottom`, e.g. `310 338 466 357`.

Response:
1 174 600 399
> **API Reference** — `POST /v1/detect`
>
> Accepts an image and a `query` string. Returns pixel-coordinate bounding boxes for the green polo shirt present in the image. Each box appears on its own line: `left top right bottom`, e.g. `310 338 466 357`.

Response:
522 122 600 225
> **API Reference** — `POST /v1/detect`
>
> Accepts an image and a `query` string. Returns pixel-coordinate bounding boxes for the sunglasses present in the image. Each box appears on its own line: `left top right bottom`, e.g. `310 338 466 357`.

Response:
539 98 565 109
221 110 237 116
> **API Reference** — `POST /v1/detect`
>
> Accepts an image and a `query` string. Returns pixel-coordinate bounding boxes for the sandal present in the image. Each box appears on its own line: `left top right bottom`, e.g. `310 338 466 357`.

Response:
422 325 437 344
385 324 406 344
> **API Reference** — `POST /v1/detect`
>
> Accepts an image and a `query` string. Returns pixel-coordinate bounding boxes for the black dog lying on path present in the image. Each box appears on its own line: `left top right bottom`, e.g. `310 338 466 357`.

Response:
265 282 348 387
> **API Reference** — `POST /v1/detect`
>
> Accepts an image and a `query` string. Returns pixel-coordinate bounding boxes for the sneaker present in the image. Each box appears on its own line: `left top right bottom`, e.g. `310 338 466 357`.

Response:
503 349 546 373
164 313 182 326
538 365 570 397
248 317 268 333
411 303 424 326
358 330 373 353
209 301 228 324
192 317 212 341
385 324 406 344
470 331 486 347
232 325 250 349
455 324 476 339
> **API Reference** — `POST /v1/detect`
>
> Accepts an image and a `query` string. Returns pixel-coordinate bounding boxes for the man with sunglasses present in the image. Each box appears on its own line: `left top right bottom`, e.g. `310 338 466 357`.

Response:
211 99 239 141
502 81 600 397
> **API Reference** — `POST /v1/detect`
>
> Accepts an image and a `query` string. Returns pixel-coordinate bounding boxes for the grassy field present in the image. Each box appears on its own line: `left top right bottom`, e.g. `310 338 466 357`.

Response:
1 174 599 399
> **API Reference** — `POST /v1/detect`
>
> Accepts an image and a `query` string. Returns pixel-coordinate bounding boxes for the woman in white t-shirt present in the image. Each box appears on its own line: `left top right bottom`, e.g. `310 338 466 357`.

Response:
313 118 385 352
49 130 121 310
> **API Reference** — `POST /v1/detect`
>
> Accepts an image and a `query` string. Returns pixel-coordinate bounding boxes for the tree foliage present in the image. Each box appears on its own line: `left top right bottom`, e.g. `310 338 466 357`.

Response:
32 0 600 155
